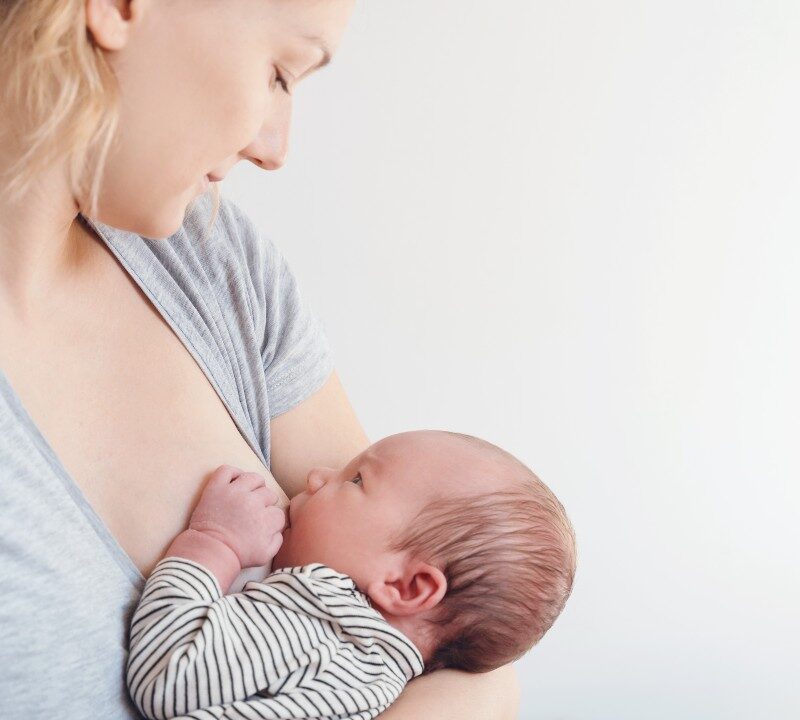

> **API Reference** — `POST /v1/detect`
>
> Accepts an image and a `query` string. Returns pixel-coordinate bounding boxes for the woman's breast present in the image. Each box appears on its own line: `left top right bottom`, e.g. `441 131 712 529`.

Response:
0 243 284 577
77 333 280 576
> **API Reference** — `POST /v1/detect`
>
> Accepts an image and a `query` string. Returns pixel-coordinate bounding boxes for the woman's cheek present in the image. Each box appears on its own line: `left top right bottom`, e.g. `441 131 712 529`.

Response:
214 74 270 156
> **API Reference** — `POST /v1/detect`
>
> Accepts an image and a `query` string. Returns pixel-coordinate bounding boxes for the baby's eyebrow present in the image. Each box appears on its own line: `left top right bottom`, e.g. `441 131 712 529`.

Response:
359 452 382 474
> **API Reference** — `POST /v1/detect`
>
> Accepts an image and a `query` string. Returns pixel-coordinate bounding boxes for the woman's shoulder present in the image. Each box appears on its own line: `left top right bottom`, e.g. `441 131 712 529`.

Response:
87 192 333 423
86 192 289 336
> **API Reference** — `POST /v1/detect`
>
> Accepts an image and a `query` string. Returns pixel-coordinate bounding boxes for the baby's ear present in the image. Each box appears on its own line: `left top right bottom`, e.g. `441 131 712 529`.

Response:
367 561 447 617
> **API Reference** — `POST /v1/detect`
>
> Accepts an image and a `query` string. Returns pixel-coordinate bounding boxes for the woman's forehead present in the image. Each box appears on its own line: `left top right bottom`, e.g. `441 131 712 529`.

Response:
158 0 350 53
261 0 354 49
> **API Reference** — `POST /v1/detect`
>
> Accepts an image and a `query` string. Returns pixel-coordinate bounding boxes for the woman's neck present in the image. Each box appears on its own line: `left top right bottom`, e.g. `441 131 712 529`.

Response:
0 161 96 318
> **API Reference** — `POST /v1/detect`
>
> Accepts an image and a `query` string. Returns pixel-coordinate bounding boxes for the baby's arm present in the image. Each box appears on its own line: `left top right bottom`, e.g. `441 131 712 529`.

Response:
162 464 285 593
127 465 286 720
129 560 413 720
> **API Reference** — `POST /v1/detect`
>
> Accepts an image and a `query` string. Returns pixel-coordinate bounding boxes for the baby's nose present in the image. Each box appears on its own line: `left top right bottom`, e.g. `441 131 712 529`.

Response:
306 469 328 494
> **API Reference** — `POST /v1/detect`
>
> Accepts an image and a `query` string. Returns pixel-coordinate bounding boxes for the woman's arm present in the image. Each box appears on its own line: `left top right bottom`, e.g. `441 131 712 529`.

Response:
269 370 370 498
378 664 520 720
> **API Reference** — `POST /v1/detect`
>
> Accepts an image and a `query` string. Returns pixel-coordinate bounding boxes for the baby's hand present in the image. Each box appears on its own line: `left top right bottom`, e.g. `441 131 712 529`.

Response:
188 465 286 569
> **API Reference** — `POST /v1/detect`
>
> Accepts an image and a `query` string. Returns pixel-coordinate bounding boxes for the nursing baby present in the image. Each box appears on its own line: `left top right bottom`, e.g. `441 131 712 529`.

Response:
126 430 576 720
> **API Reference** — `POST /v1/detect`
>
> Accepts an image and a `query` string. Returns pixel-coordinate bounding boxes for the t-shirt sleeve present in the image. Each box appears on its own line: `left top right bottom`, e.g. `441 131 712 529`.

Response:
259 235 334 418
225 198 335 420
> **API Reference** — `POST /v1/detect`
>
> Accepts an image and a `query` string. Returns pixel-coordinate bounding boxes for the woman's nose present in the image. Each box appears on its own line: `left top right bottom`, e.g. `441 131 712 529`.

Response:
242 94 292 171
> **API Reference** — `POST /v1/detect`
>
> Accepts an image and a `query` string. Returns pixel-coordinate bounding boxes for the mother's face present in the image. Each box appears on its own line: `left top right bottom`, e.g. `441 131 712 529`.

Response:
87 0 354 238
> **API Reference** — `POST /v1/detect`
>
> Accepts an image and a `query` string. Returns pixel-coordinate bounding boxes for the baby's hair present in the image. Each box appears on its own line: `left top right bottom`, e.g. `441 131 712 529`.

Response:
389 432 576 673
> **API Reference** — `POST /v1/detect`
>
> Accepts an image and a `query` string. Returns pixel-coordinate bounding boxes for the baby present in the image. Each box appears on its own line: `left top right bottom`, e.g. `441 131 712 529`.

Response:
126 430 576 720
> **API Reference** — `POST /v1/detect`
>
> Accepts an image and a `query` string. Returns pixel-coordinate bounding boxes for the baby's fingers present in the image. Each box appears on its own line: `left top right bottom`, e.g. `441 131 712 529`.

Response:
251 484 279 507
207 464 244 488
263 505 287 535
232 471 267 492
265 532 283 560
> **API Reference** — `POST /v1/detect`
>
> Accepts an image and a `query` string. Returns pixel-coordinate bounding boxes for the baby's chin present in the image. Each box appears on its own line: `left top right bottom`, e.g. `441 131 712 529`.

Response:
271 528 354 577
271 528 294 570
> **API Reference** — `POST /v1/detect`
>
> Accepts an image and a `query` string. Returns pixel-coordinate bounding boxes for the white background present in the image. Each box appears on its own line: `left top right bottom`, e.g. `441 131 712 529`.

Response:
224 2 800 718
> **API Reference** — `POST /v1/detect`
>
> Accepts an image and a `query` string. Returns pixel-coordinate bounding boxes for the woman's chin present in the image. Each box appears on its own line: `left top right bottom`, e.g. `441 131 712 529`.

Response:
138 196 199 240
81 189 196 240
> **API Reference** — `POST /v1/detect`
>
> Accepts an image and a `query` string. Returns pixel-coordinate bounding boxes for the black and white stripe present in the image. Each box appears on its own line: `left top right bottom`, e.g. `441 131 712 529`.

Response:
127 559 424 720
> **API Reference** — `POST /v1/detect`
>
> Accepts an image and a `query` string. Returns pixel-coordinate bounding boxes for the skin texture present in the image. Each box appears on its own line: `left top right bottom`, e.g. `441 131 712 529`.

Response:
171 431 506 661
0 1 520 715
276 430 513 659
0 0 354 308
274 430 505 594
270 371 370 498
86 0 354 239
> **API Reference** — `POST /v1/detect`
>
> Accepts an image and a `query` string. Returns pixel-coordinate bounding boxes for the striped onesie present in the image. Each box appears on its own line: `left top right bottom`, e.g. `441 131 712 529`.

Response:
127 559 424 720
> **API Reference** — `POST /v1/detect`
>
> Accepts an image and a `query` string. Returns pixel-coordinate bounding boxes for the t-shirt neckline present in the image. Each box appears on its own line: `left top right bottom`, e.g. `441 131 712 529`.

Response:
0 215 268 589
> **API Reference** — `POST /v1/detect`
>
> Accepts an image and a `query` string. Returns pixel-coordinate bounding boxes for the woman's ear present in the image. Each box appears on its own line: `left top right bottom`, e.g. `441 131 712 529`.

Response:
85 0 141 51
367 561 447 617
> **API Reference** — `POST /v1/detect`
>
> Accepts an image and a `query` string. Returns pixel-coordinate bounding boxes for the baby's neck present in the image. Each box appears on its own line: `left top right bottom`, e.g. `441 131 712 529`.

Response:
379 609 436 665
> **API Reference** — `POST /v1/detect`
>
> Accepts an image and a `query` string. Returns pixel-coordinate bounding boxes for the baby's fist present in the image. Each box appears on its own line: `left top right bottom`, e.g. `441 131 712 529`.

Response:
188 465 286 569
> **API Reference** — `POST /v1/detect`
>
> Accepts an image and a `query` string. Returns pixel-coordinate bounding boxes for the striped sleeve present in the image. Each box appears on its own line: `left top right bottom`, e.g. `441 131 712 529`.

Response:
252 566 424 685
127 558 290 719
127 559 424 720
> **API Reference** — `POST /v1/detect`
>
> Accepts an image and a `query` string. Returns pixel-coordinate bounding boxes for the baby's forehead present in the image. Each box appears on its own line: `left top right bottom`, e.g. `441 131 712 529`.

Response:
374 429 473 452
370 431 512 492
370 430 469 465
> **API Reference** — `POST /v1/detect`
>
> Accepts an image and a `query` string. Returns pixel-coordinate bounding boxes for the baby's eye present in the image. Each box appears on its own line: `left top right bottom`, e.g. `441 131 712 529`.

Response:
350 473 363 486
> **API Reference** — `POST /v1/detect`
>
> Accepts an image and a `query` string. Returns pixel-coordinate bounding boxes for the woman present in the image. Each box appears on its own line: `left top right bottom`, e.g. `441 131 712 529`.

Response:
0 1 518 718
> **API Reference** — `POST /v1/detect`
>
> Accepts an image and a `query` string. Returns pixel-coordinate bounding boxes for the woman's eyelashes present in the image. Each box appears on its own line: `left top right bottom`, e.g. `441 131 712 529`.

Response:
350 473 363 487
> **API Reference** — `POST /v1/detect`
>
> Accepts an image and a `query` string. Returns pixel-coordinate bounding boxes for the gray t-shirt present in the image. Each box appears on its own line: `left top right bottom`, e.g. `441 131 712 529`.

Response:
0 193 334 719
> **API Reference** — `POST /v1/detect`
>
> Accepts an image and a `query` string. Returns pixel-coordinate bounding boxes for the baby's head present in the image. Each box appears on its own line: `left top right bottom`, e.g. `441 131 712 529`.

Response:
272 430 576 673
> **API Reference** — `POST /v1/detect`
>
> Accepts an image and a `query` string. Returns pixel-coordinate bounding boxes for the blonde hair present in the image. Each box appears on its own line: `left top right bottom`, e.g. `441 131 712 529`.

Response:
390 433 577 673
0 1 219 227
0 1 119 218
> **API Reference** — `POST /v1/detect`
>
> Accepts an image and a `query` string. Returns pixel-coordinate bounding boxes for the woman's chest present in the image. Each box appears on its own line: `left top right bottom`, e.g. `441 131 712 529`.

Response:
0 252 280 577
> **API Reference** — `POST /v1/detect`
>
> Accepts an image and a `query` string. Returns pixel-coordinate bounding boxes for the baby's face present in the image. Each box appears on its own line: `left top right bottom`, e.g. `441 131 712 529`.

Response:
272 430 499 590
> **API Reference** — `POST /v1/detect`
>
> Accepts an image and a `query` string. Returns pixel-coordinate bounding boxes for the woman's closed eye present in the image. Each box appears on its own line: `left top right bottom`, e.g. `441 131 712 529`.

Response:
272 68 290 94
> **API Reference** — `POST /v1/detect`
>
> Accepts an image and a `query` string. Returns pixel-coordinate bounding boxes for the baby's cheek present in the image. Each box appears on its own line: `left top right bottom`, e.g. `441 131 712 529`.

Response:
302 517 331 549
302 519 342 560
